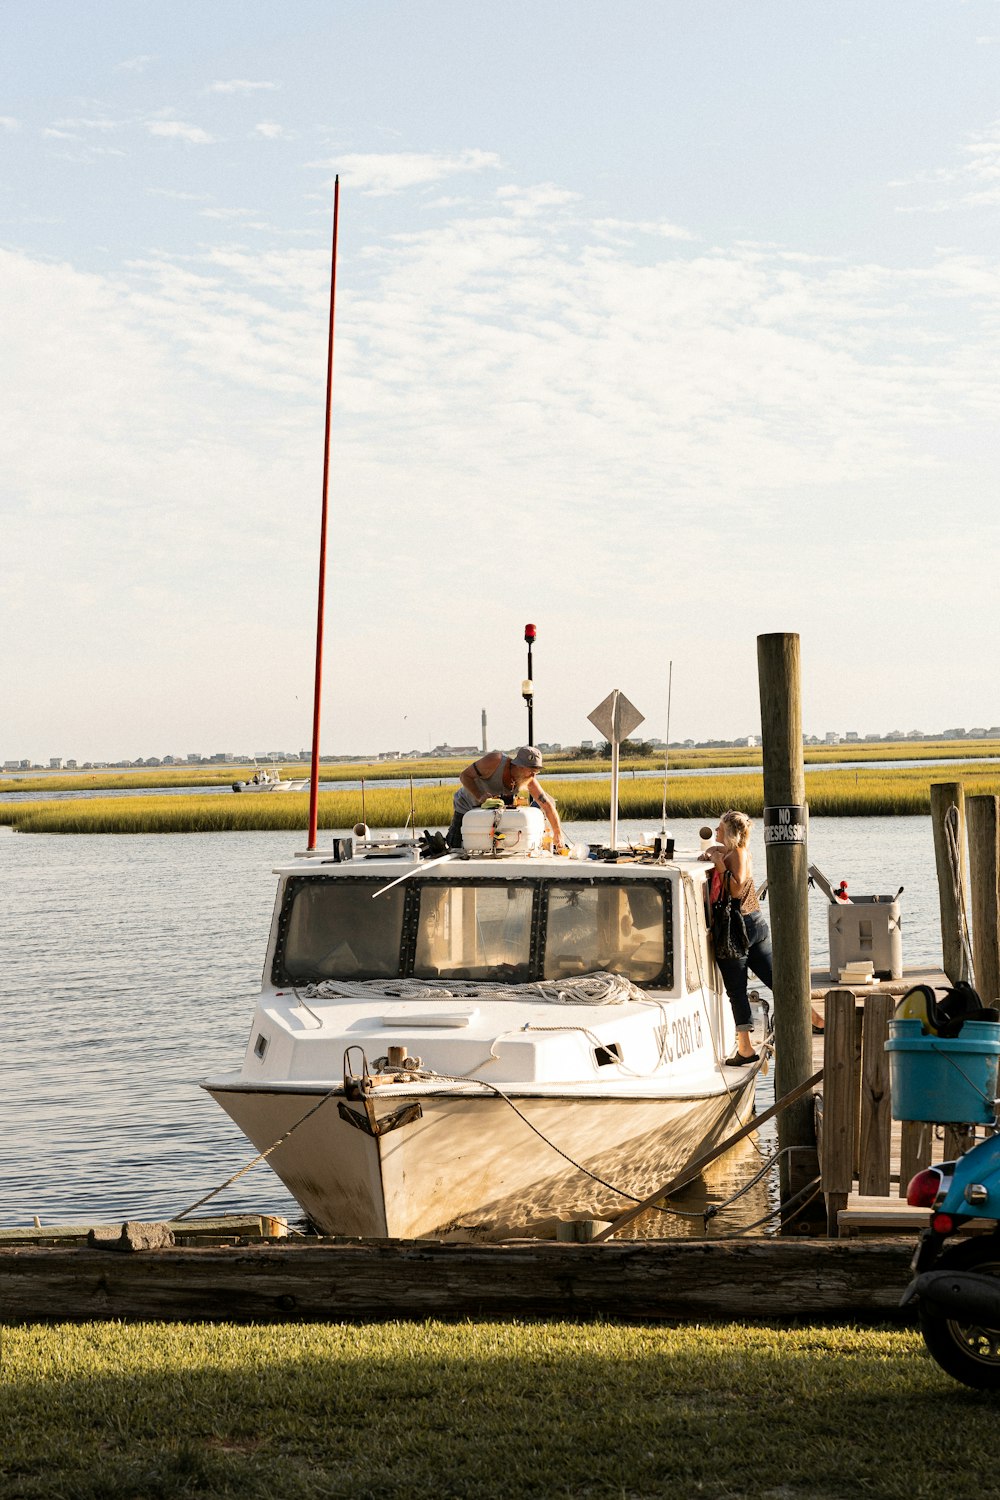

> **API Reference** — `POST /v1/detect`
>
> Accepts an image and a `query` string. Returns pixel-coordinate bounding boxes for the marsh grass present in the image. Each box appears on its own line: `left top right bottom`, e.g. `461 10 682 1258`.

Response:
4 738 997 799
0 1319 991 1500
6 758 1000 832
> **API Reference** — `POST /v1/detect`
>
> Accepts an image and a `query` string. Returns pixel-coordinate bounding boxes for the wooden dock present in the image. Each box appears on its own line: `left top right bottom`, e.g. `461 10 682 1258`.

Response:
809 974 993 1236
2 968 984 1325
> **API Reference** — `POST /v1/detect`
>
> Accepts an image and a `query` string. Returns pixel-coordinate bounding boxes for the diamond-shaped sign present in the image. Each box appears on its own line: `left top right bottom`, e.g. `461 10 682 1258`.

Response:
587 689 644 745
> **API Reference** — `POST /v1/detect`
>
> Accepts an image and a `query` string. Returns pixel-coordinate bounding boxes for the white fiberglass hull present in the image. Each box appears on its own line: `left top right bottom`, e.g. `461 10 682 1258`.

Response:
232 780 306 793
206 1079 755 1240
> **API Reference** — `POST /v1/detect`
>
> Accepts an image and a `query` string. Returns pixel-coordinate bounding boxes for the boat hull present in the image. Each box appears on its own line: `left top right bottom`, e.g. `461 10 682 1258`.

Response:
206 1081 755 1240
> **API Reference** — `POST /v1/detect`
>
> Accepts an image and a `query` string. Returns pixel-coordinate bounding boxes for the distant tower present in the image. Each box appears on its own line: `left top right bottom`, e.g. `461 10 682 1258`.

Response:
481 709 488 754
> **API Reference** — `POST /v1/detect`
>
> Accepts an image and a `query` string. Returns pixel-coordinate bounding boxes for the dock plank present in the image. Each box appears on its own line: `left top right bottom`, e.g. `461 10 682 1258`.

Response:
0 1215 287 1248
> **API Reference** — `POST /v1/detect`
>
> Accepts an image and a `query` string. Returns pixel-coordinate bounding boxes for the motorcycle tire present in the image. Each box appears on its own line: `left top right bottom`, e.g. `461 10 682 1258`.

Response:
919 1235 1000 1390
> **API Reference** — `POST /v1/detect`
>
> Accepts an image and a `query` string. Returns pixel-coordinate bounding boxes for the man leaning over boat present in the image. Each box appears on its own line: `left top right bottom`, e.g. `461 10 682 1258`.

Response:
446 746 565 851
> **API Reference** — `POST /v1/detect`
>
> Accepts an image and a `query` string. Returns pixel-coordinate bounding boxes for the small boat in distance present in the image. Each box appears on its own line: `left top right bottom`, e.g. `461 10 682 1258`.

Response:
203 806 760 1240
231 765 308 793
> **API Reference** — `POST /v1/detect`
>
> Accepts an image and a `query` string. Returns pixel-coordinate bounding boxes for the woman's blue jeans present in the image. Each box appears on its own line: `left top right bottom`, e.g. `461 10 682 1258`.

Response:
717 910 773 1032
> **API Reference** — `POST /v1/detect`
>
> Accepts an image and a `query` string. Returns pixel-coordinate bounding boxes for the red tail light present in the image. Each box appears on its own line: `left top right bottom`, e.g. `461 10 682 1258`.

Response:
932 1213 956 1235
907 1168 943 1207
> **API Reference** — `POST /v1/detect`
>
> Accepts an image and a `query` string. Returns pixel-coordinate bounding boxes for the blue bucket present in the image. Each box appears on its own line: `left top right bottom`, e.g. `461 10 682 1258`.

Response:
885 1019 1000 1124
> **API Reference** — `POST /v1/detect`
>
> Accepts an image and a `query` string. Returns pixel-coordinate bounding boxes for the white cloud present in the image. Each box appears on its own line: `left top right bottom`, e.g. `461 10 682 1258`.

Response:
593 216 696 243
496 182 582 218
210 79 278 94
147 120 214 144
117 55 154 72
0 116 20 132
334 149 502 195
6 180 1000 753
891 116 1000 210
50 116 121 132
200 206 256 220
253 121 288 140
147 188 211 202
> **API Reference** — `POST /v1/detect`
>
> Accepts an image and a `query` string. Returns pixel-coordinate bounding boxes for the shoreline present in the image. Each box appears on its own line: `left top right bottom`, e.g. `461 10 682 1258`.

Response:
4 761 1000 832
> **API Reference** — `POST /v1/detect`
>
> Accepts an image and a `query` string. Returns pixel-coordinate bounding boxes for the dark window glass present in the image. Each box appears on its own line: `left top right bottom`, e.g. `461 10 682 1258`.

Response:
543 882 667 983
414 882 533 981
276 879 405 982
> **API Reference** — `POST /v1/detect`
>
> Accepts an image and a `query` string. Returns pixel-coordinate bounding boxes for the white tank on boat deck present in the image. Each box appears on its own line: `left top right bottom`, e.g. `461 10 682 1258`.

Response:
461 805 545 856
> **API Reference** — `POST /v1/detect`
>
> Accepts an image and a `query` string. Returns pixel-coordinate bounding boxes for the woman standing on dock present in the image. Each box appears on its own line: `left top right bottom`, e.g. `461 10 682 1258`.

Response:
704 811 773 1065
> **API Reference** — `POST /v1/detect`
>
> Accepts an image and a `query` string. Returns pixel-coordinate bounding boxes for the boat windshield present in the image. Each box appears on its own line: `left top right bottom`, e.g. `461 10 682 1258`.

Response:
414 882 533 981
273 875 672 988
543 883 665 983
278 880 406 981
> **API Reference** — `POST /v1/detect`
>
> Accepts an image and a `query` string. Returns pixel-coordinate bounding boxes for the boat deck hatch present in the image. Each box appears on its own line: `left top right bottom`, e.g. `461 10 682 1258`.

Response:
379 1008 479 1028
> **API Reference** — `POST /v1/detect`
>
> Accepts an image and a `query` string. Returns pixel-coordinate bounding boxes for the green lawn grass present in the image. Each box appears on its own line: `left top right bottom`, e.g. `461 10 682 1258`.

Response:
0 1319 991 1499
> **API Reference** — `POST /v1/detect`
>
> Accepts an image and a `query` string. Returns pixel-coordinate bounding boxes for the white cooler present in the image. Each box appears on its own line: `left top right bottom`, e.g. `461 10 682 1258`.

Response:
461 806 545 856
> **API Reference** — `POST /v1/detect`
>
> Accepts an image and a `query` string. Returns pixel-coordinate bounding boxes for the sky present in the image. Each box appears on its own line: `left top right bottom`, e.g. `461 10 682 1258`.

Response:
3 0 1000 762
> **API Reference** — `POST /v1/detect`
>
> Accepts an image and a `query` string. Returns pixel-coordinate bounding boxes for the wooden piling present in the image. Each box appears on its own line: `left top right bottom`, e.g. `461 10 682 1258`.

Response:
821 989 859 1235
857 993 894 1197
930 782 971 984
967 793 1000 1006
757 632 819 1228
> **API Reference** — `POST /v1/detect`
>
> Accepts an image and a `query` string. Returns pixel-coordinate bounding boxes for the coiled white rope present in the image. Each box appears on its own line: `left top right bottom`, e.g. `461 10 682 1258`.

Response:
299 971 646 1006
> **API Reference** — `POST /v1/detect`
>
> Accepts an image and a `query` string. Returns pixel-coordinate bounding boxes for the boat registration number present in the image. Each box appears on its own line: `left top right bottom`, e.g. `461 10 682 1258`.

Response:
661 1009 704 1062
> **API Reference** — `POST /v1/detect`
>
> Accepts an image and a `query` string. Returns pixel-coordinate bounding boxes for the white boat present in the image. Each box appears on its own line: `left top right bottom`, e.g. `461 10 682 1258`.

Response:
203 806 759 1240
231 767 308 793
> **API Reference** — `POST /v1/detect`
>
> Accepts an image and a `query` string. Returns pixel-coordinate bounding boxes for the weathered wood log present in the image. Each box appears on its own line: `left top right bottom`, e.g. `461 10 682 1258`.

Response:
0 1239 917 1324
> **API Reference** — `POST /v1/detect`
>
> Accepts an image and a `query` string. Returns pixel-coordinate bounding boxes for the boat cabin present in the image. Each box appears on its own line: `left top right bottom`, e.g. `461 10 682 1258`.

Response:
265 849 715 1002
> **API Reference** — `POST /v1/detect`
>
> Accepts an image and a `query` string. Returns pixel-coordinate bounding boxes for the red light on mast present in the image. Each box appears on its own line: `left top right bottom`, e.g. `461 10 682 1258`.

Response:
524 623 537 642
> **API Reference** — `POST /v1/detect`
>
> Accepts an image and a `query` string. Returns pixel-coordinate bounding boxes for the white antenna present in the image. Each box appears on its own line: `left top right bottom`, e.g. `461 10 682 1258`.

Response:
660 660 673 835
588 688 645 850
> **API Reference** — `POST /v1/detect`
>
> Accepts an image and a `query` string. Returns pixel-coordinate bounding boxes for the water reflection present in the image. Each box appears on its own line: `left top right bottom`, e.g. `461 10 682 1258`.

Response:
0 817 941 1234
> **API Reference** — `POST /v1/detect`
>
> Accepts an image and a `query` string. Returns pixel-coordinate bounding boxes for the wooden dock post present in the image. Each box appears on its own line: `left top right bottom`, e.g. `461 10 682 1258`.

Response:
967 794 1000 1006
821 989 859 1235
857 992 894 1198
930 782 971 984
757 632 820 1231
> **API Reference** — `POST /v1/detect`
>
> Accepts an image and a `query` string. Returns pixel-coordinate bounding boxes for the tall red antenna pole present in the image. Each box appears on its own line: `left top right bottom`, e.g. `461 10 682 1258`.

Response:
307 175 340 850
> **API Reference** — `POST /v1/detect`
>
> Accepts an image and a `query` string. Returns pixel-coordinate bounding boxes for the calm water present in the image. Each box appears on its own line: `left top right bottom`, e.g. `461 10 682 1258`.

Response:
0 816 943 1235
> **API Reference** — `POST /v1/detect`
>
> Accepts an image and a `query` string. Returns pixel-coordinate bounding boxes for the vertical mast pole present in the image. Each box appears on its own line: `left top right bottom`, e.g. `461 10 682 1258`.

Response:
660 659 673 834
307 176 340 851
523 622 536 745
